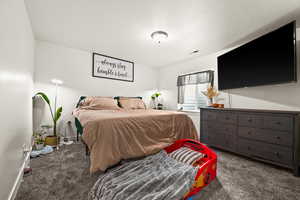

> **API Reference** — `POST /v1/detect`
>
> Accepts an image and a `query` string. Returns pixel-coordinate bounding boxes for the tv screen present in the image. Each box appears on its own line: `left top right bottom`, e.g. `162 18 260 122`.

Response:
218 21 297 90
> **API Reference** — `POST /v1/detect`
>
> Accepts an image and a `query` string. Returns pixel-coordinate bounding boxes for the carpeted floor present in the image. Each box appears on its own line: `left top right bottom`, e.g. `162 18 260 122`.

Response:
16 143 300 200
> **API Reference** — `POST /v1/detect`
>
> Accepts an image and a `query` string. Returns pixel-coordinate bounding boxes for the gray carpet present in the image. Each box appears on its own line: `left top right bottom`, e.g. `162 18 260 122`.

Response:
16 143 300 200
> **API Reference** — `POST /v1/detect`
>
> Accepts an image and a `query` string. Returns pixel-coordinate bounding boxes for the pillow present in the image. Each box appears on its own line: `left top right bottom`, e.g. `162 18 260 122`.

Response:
79 96 120 110
118 98 146 109
168 147 205 166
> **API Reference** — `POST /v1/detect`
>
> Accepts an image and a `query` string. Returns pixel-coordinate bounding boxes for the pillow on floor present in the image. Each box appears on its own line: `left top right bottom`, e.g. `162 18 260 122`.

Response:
168 147 205 166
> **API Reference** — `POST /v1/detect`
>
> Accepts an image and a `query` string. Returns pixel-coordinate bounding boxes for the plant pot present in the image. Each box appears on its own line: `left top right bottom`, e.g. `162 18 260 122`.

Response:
35 143 44 150
44 136 59 147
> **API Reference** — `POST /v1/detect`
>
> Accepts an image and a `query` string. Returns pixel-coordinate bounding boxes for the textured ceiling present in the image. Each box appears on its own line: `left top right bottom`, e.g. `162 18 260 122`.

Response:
25 0 300 68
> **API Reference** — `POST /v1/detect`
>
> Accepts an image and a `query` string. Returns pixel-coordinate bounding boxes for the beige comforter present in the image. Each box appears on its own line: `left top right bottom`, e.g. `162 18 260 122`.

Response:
73 109 198 173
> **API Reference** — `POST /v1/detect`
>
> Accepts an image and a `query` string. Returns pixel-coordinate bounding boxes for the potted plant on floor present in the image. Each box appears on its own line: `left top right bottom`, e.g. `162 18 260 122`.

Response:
34 92 62 147
33 133 44 150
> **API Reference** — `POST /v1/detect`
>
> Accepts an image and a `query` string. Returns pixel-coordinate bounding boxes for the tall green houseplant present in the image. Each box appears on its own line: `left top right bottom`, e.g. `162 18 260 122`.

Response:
35 92 62 137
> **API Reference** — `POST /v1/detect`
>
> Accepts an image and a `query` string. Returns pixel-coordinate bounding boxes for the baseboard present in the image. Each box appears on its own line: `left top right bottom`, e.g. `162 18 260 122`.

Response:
7 150 31 200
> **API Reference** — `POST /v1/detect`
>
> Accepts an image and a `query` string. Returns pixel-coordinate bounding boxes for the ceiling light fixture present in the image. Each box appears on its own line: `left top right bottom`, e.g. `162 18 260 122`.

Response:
151 31 168 43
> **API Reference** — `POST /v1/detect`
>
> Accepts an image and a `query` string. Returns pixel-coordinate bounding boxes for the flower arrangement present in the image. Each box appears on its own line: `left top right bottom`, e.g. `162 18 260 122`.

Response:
201 85 220 105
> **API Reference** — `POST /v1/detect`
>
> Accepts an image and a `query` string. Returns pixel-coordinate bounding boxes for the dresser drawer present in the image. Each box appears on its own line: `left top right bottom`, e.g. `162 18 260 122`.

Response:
202 111 218 121
239 114 263 127
224 135 237 151
201 122 216 143
238 127 293 147
205 132 237 151
218 124 237 136
202 122 217 133
219 112 237 124
238 139 293 165
238 127 256 138
207 132 225 148
263 115 293 131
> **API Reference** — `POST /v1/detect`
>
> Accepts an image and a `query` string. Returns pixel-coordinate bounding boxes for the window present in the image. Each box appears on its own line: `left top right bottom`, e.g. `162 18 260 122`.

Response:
178 84 209 111
177 70 214 111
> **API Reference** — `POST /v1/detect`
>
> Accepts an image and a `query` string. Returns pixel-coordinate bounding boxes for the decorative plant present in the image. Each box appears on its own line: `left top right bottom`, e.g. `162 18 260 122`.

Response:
33 133 44 145
35 92 62 137
151 92 162 109
151 92 161 100
201 85 220 104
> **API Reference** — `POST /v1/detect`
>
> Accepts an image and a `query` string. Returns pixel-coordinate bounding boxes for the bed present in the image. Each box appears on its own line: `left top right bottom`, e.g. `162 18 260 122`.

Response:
73 96 198 173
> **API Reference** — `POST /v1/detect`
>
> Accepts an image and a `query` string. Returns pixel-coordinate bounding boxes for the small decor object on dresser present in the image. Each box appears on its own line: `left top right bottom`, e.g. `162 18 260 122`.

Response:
201 85 220 106
92 53 134 82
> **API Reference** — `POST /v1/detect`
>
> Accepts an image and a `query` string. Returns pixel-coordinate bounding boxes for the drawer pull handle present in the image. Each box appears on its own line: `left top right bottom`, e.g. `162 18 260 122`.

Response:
247 131 252 135
248 119 253 122
276 122 281 125
247 146 251 150
275 152 280 157
276 136 281 140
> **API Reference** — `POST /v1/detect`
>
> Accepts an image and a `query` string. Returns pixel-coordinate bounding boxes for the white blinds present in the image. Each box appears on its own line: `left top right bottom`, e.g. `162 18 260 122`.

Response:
177 70 214 105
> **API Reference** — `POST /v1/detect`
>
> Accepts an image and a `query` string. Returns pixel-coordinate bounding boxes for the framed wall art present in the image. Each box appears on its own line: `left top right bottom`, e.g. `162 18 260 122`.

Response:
92 53 134 82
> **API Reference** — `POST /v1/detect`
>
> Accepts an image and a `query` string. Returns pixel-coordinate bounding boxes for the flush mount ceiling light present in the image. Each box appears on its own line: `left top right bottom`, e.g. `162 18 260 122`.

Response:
151 31 168 43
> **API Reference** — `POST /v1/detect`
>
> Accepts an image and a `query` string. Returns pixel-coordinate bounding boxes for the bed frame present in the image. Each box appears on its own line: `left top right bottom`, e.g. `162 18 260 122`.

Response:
164 139 217 199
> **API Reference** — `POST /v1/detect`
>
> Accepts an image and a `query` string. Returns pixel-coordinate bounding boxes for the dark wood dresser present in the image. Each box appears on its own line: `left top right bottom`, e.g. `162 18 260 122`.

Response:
200 107 300 176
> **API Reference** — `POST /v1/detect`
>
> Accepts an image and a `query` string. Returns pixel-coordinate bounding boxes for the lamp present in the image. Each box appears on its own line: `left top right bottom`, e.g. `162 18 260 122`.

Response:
151 31 168 43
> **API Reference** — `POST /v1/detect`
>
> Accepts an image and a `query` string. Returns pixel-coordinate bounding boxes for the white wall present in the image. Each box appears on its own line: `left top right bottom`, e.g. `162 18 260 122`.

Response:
33 41 159 135
159 33 300 112
0 0 35 199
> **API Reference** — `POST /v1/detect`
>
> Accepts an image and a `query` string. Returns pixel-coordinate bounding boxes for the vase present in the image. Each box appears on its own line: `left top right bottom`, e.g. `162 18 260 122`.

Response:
35 143 44 150
207 98 213 106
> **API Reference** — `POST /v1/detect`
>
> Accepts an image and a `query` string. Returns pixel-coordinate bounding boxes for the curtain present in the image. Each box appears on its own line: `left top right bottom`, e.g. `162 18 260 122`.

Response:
177 70 214 104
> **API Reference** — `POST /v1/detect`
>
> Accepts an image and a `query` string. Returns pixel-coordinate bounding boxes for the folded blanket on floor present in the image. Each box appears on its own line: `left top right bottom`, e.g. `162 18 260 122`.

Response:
88 151 197 200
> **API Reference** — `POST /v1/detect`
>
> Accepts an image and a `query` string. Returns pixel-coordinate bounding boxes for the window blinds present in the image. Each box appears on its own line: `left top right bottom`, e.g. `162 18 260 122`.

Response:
177 70 214 104
177 70 214 86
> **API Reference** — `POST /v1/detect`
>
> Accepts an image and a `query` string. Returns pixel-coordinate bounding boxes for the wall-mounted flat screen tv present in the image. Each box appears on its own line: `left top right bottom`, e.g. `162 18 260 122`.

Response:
218 21 297 90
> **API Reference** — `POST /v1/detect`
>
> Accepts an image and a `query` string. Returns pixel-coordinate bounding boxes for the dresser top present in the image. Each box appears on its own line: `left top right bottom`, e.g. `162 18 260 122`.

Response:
201 107 300 115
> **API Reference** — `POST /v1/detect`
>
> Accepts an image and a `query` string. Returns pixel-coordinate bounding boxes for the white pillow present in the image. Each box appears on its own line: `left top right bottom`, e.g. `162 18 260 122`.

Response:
168 147 205 165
